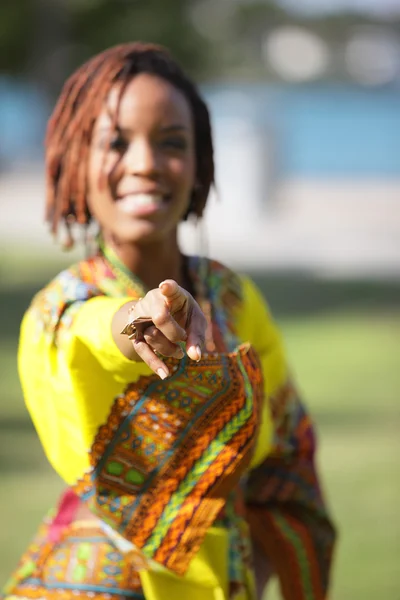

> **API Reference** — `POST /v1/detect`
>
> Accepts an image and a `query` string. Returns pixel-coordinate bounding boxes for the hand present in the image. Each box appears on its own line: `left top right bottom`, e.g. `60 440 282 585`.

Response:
127 279 207 379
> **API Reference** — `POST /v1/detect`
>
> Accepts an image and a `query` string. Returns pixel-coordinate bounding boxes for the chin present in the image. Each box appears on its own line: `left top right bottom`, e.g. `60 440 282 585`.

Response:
116 223 173 245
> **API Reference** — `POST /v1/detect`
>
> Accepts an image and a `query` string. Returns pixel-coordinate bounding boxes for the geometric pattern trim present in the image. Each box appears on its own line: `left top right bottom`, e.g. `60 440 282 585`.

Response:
3 519 145 600
73 344 263 575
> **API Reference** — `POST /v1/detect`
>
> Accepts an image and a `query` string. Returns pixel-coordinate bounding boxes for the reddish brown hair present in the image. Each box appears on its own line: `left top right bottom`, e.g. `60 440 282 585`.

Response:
45 42 214 241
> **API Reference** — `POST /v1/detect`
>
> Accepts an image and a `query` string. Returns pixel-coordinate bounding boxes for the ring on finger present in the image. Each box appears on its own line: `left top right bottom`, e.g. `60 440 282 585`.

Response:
120 316 154 340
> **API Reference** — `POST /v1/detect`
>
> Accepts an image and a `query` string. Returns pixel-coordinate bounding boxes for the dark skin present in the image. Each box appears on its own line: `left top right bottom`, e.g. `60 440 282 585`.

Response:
87 73 207 378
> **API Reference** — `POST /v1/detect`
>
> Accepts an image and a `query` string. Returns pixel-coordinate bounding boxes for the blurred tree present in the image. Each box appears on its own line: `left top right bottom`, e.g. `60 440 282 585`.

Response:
0 1 34 73
0 0 399 93
29 0 72 97
0 0 212 99
71 0 212 81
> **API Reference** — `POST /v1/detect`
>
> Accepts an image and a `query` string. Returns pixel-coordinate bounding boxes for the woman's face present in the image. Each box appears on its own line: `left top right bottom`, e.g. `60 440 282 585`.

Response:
88 73 195 245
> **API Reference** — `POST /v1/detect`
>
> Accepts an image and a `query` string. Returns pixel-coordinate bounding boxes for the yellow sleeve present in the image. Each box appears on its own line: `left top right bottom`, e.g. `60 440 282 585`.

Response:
235 276 289 468
18 296 152 485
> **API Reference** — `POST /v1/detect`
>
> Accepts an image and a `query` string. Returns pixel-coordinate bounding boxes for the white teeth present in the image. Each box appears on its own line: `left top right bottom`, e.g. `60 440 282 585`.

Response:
118 193 164 213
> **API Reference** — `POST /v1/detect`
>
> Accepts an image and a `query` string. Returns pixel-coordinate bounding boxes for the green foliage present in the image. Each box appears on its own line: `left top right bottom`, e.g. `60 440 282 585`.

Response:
0 0 212 84
1 0 400 86
71 0 211 78
0 1 33 73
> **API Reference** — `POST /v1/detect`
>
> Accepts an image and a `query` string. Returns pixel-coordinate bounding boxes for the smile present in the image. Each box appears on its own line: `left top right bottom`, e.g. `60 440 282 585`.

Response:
116 193 169 216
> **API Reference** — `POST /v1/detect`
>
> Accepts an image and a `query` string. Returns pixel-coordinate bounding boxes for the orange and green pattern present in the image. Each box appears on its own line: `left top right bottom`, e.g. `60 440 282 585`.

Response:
74 345 263 575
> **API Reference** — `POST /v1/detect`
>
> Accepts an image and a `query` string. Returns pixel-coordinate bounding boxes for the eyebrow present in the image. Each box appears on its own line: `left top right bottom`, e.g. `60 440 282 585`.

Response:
97 124 189 136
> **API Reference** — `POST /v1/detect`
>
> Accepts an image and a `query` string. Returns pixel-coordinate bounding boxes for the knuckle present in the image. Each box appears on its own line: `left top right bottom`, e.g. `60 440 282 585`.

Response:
132 340 146 356
143 290 157 307
163 345 178 357
152 309 169 327
167 329 182 343
144 325 159 339
147 356 161 371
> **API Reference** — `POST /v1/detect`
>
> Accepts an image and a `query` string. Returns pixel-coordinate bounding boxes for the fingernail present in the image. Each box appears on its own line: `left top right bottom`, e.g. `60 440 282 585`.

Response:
157 368 168 380
195 345 202 361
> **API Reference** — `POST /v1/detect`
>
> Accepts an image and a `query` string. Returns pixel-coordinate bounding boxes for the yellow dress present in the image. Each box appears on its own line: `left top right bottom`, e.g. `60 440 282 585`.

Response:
4 249 336 600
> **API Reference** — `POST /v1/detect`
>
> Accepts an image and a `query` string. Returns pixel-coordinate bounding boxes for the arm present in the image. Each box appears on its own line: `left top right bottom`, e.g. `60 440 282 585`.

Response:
19 275 206 485
18 294 152 484
236 277 337 600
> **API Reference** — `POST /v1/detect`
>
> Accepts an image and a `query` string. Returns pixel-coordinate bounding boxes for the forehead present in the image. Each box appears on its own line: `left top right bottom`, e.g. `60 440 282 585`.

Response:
97 73 193 130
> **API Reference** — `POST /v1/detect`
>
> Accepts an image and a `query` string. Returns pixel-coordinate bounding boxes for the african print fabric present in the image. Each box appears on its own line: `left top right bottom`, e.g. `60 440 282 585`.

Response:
74 344 263 575
4 245 336 600
3 516 146 600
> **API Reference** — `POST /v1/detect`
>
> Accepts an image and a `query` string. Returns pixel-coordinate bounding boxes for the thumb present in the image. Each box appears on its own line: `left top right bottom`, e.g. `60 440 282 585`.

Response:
159 279 206 361
159 279 186 310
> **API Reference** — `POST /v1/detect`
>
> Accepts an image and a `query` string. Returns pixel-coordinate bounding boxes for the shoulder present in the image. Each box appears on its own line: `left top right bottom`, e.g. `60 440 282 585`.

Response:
200 257 268 315
206 258 244 300
28 256 104 333
32 256 102 307
205 259 279 345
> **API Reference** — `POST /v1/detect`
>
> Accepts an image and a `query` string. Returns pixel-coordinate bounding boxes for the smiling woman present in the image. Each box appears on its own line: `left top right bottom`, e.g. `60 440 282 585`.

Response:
3 42 336 600
86 74 196 248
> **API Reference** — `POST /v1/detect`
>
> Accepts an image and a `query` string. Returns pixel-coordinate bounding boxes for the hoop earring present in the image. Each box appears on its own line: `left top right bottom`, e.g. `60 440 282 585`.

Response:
62 214 75 251
82 221 99 258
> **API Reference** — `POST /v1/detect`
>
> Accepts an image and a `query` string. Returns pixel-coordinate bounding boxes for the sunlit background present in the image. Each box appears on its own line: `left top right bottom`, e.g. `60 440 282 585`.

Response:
0 1 399 599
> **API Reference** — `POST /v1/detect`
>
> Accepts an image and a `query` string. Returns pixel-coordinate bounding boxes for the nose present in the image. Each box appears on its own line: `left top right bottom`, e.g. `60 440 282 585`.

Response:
123 138 160 177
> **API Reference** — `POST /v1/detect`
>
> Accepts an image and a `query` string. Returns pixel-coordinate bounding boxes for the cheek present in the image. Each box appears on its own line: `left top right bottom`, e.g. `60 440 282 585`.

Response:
168 155 195 192
87 150 117 205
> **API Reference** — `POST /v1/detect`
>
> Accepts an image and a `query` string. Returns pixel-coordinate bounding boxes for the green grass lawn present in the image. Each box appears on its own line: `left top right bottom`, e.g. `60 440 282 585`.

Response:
0 254 399 599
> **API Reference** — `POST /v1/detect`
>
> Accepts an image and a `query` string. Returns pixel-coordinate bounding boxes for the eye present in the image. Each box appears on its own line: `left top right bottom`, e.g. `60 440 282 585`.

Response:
161 137 188 151
109 134 128 152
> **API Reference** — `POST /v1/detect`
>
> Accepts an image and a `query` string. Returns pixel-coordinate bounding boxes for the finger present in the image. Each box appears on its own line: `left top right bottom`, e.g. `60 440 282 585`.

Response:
132 291 187 344
185 304 207 361
159 279 187 311
133 336 170 379
150 301 187 343
144 326 184 359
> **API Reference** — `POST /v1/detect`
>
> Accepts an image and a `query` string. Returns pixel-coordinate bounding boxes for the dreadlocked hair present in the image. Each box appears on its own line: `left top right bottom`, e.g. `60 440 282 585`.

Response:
45 42 215 244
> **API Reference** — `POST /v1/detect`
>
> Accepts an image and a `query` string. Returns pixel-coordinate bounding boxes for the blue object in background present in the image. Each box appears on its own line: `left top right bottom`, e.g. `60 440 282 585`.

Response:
205 83 400 179
278 86 400 177
0 78 50 168
1 77 400 178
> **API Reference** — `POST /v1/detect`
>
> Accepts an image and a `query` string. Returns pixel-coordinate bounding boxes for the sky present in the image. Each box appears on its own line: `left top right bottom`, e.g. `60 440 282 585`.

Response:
277 0 400 17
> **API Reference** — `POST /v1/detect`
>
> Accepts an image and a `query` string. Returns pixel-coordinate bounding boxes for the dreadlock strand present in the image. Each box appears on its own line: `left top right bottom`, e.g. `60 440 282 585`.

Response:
48 61 121 231
45 145 66 234
69 61 126 224
51 51 113 144
75 129 92 225
46 46 136 233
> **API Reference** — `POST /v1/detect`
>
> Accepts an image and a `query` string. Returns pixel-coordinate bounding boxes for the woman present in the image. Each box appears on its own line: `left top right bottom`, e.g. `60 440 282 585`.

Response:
3 43 335 600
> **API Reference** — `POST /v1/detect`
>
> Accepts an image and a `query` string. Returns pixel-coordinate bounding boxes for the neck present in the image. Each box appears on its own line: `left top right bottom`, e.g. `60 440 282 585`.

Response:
104 234 185 291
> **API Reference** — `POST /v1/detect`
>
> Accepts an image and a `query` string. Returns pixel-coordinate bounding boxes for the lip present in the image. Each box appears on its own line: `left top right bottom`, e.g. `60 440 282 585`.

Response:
117 188 169 198
116 192 170 217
